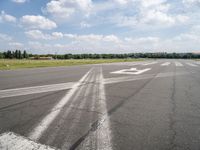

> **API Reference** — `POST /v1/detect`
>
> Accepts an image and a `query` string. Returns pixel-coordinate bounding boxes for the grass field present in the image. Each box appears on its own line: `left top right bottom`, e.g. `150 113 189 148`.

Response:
0 59 144 70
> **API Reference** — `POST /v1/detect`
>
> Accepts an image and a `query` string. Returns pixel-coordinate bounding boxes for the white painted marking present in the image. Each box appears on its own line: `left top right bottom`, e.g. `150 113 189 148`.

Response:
161 62 170 66
28 68 93 141
195 61 200 64
46 71 93 146
96 67 113 150
127 62 145 66
186 62 198 67
105 72 188 84
142 62 157 66
78 67 113 150
175 62 183 66
0 82 75 99
111 68 151 75
0 132 55 150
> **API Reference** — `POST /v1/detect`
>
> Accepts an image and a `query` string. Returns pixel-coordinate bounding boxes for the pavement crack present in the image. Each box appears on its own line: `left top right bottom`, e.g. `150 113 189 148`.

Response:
168 67 178 150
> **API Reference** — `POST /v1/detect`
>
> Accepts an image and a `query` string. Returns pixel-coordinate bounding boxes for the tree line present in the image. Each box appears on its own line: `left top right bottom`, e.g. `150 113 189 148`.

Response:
0 50 200 59
0 50 28 59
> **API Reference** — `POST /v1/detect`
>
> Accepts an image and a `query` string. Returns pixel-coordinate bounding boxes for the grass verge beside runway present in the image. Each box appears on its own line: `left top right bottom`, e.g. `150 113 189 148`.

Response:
0 59 143 70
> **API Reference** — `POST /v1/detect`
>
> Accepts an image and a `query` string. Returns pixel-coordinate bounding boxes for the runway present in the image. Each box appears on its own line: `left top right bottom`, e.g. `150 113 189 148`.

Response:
1 59 200 150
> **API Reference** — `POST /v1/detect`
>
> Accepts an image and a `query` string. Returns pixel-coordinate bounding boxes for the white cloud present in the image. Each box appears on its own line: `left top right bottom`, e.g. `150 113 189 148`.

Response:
138 0 188 27
25 30 64 40
103 35 121 43
12 0 27 3
97 0 188 28
20 15 57 30
9 42 24 47
0 11 16 23
65 34 103 41
45 0 92 20
113 0 129 5
141 0 166 8
25 30 51 40
141 10 175 26
64 33 121 43
183 0 200 5
125 36 160 43
52 32 64 39
0 33 12 41
80 21 91 28
25 30 121 44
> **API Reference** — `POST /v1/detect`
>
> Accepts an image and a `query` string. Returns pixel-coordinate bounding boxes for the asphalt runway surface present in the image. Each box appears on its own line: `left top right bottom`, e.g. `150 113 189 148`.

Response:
1 59 200 150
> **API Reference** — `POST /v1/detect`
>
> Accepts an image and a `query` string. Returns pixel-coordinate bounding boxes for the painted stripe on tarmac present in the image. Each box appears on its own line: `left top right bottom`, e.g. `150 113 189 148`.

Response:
175 62 183 66
161 62 170 66
0 132 56 150
194 61 200 64
95 67 112 150
142 62 157 66
28 68 93 141
0 82 75 99
104 72 189 84
186 62 198 67
70 67 113 150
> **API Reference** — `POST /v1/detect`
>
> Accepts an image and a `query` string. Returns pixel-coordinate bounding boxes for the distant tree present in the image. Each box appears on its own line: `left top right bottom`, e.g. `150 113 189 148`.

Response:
7 50 13 59
0 52 3 59
23 50 28 59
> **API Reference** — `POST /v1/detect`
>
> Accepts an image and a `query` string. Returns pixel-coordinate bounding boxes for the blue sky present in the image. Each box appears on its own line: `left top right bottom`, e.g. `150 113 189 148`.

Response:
0 0 200 54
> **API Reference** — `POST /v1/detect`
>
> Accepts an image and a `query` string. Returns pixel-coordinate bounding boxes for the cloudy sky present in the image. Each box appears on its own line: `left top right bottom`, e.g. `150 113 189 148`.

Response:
0 0 200 54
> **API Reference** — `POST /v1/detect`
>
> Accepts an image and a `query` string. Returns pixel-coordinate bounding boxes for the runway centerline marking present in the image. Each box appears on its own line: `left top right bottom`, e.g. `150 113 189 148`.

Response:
111 68 151 75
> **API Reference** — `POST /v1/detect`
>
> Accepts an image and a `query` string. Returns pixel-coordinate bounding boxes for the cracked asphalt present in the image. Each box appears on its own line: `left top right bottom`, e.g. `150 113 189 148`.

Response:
0 59 200 150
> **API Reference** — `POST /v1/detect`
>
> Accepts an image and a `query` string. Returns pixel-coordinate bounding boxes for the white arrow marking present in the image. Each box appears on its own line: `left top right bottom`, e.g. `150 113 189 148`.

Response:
111 68 151 75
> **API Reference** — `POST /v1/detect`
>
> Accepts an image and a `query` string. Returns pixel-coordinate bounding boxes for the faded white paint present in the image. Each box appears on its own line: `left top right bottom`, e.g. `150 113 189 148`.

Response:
142 62 157 66
186 62 198 67
0 82 75 99
161 62 170 66
28 68 93 141
0 132 56 150
175 62 183 66
96 67 113 150
74 67 113 150
111 68 151 75
105 72 189 84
